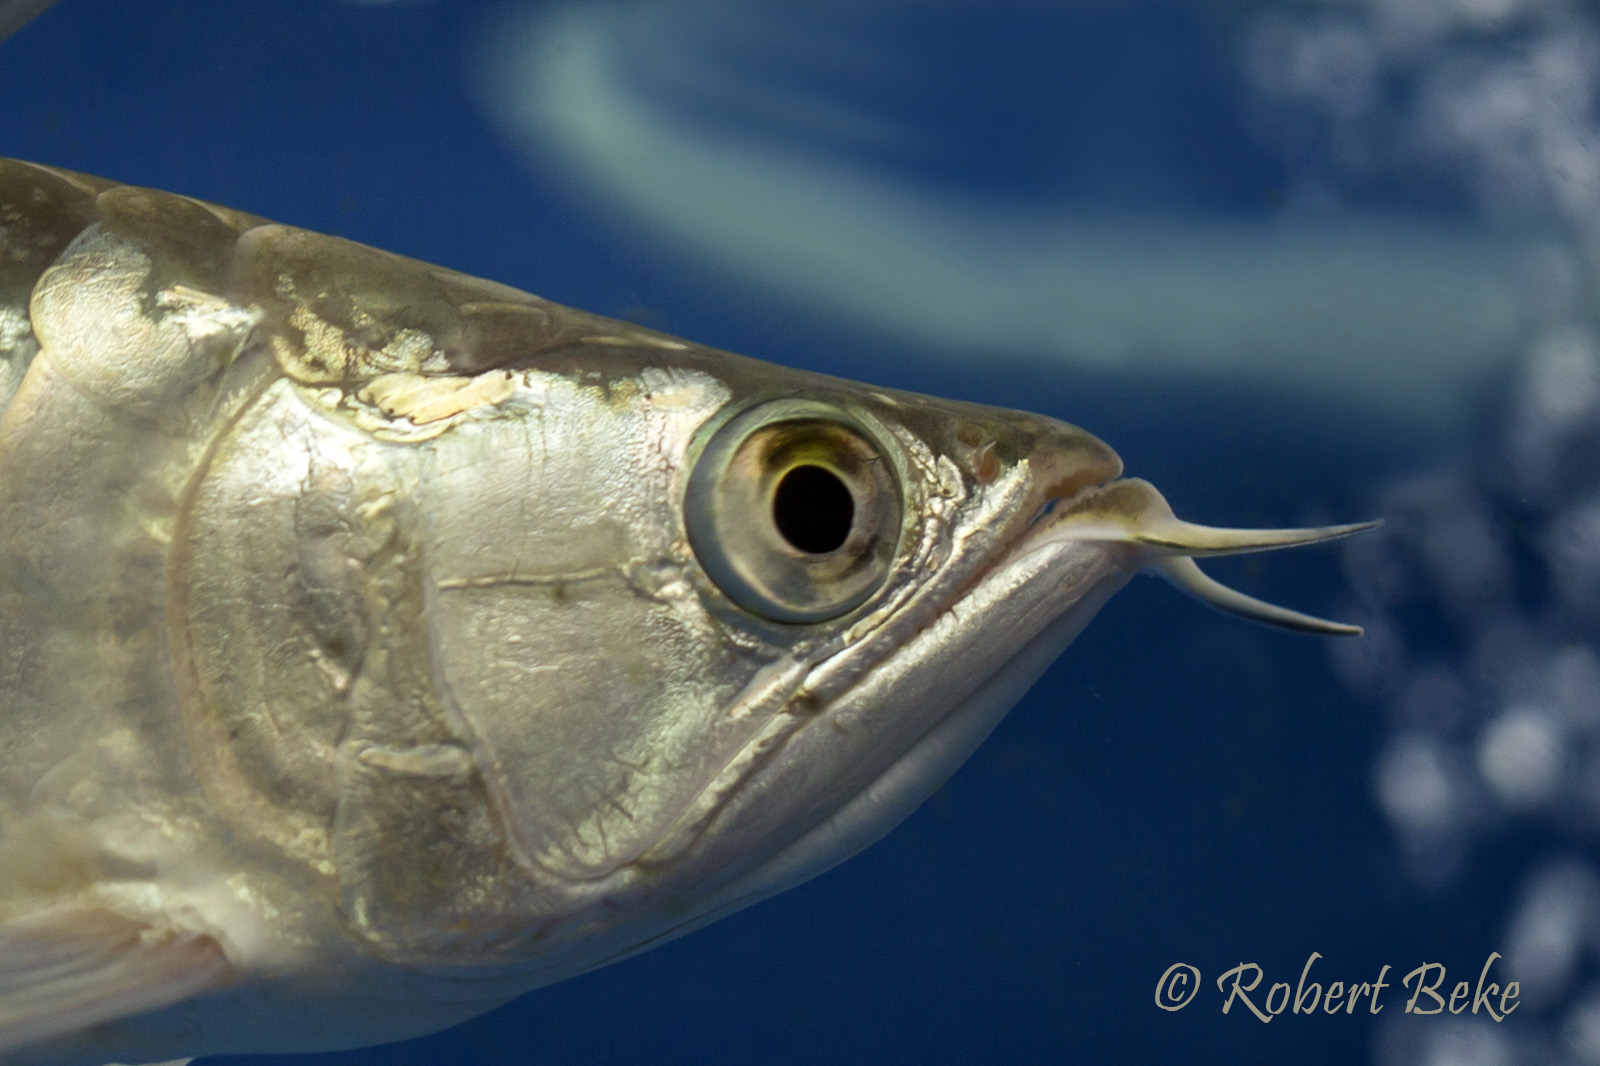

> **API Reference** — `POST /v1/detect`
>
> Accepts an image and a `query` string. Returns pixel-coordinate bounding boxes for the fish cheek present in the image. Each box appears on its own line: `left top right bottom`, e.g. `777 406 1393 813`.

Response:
426 577 758 882
414 391 775 889
173 383 560 961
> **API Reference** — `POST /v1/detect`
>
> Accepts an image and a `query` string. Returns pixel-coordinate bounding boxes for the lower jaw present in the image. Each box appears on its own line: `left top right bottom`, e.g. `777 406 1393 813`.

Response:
586 562 1134 973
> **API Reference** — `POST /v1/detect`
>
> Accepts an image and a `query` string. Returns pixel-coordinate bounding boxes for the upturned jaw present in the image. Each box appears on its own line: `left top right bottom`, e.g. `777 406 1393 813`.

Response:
419 383 1375 987
596 414 1376 957
1017 475 1379 635
512 412 1141 978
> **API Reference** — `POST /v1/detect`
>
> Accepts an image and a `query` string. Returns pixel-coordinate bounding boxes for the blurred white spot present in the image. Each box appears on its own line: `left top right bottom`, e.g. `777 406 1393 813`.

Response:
1248 17 1378 121
1546 500 1600 615
1458 0 1529 27
1420 1022 1512 1066
1543 122 1600 221
1469 614 1550 708
1290 0 1600 1008
1567 985 1600 1065
1372 726 1486 887
1546 643 1600 730
1377 732 1459 832
1505 859 1600 1008
1530 31 1600 122
1420 503 1511 616
1433 1024 1513 1066
1478 708 1564 810
1523 326 1600 431
1424 60 1540 161
1578 755 1600 829
1503 326 1600 497
1378 471 1510 615
1375 1015 1515 1066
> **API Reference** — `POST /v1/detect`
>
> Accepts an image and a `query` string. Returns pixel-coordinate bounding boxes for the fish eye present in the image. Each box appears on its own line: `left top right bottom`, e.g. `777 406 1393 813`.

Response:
684 399 904 624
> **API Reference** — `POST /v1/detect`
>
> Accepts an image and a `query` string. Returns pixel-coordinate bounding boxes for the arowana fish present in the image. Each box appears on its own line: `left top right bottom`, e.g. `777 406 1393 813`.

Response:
0 158 1373 1066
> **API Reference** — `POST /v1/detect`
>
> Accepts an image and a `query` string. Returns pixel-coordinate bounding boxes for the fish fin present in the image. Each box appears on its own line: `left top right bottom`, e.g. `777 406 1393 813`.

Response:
0 906 231 1055
1151 555 1363 635
1049 478 1375 634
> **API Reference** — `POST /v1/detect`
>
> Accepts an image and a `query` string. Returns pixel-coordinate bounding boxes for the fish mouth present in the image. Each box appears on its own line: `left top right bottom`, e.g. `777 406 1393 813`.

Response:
1019 477 1378 635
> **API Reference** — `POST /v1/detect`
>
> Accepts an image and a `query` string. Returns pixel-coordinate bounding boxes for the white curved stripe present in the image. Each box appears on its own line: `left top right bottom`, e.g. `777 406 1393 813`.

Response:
473 0 1525 421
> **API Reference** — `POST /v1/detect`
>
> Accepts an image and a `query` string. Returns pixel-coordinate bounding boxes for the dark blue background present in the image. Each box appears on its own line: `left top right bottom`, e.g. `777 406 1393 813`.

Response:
0 3 1516 1063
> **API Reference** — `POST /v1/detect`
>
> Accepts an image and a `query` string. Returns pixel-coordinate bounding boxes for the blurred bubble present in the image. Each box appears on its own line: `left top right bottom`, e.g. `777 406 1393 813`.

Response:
1546 645 1600 731
1523 327 1600 433
1469 615 1551 708
1478 707 1565 810
1378 731 1461 833
1352 330 1600 957
1457 0 1531 28
1545 500 1600 615
1577 755 1600 827
1373 731 1486 888
1375 1015 1515 1066
1420 506 1512 617
1267 10 1600 1050
1372 471 1511 619
1418 1022 1513 1066
1504 327 1600 499
1504 859 1600 1008
1566 985 1600 1065
1248 16 1379 121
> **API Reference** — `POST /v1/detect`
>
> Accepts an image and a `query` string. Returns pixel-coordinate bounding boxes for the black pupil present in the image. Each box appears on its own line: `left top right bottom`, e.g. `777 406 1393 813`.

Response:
772 465 855 554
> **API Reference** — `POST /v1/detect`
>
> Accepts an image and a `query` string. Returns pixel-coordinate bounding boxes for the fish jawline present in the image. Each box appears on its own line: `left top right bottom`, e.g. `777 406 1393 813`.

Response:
586 561 1128 971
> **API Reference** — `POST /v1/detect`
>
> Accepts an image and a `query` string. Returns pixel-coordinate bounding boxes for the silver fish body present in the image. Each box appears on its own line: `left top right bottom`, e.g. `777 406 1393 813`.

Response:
0 0 53 42
0 159 1369 1066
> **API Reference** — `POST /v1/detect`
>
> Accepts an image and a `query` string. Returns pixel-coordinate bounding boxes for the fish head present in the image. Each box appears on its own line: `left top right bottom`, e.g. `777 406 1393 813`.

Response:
388 326 1363 980
402 342 1122 945
168 227 1367 991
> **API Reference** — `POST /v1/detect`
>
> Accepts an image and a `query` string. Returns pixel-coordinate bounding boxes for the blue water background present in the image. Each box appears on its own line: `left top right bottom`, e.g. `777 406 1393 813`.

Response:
0 3 1536 1063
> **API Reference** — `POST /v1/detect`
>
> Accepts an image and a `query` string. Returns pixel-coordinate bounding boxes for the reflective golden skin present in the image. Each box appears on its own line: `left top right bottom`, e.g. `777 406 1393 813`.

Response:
0 159 1369 1066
